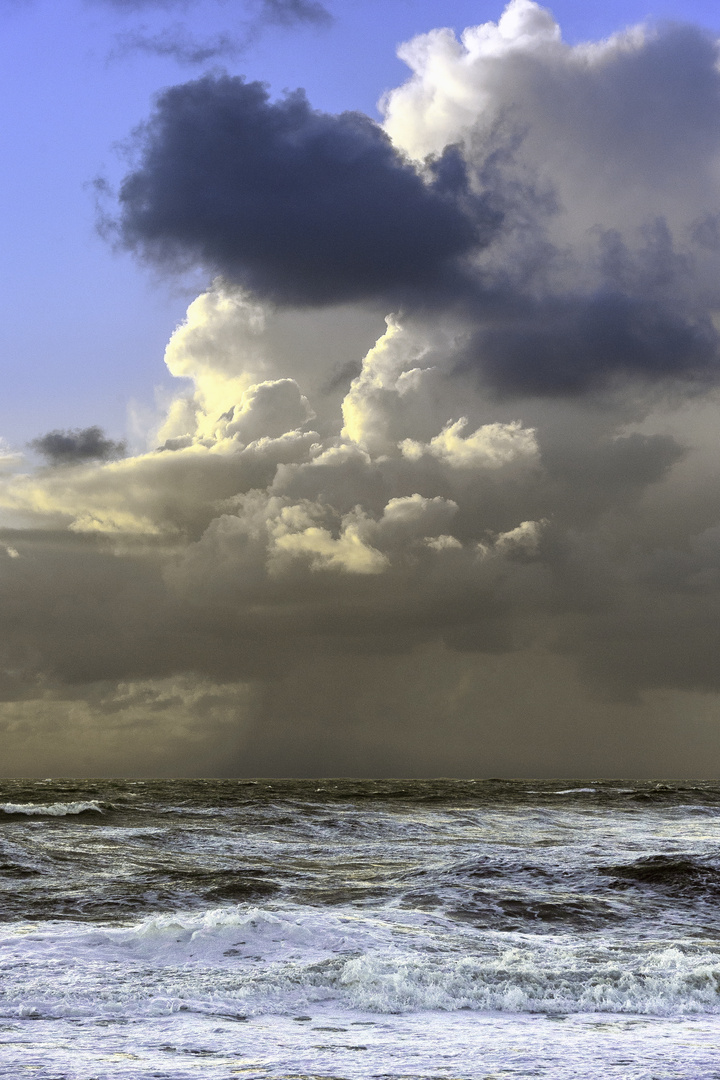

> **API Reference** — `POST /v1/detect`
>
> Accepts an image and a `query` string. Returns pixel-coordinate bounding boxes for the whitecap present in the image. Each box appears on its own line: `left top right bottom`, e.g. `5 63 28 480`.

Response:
0 801 103 817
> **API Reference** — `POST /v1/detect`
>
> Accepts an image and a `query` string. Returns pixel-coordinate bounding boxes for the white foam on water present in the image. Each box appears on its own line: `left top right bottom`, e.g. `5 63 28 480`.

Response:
0 800 103 816
336 942 720 1015
3 783 720 1077
3 905 720 1022
1 1008 720 1079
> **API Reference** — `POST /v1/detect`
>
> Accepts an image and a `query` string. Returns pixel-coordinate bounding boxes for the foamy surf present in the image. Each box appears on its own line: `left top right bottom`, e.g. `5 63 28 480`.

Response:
2 778 720 1077
0 800 103 816
3 907 720 1021
3 1008 720 1080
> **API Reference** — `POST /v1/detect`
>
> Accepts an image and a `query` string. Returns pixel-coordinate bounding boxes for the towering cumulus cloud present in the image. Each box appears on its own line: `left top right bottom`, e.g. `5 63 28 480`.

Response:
4 0 720 776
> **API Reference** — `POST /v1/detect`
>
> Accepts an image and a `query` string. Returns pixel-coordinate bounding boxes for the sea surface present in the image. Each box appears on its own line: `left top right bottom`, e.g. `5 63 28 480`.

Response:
1 779 720 1078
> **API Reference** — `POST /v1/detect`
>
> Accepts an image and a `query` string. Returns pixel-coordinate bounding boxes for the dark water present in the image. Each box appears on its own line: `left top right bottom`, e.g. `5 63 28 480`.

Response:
2 778 720 1077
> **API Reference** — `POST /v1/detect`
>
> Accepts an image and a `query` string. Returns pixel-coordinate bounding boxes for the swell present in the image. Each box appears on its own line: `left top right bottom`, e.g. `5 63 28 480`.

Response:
601 855 720 897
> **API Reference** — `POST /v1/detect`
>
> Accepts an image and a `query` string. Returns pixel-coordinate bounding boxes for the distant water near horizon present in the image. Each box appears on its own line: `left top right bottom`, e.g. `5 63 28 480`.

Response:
2 778 720 1078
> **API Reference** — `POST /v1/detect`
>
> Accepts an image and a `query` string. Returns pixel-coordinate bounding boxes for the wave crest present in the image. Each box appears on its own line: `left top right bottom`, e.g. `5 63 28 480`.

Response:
0 801 103 817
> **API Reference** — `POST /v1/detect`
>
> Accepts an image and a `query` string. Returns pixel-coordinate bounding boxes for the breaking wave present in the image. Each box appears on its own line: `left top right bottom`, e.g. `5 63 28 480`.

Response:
0 801 103 817
3 905 720 1019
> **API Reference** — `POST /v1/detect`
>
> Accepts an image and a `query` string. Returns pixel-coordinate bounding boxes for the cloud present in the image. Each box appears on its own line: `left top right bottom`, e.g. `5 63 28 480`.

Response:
96 0 330 19
0 293 684 683
0 675 254 778
113 25 244 64
0 438 22 474
30 426 127 466
114 75 494 305
111 0 720 397
256 0 331 28
0 280 719 775
380 2 720 395
401 418 537 469
11 2 720 775
104 0 332 64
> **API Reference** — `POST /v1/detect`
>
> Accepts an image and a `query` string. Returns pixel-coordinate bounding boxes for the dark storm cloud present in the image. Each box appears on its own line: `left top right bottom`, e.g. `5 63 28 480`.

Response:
30 427 127 465
455 211 720 395
111 16 720 396
0 285 718 775
114 75 495 305
464 292 720 397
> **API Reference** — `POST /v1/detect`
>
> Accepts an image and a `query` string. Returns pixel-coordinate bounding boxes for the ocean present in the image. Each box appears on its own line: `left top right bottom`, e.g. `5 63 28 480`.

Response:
1 778 720 1078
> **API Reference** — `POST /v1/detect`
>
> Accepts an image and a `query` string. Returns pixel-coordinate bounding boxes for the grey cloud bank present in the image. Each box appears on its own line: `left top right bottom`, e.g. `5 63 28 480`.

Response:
4 0 720 777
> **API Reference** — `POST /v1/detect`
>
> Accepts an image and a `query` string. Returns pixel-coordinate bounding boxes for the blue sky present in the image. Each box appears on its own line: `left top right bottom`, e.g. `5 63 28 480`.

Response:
2 0 720 450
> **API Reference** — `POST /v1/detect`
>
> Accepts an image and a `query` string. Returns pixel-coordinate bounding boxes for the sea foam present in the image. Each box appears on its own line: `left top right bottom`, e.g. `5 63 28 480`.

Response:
0 800 103 816
3 905 720 1020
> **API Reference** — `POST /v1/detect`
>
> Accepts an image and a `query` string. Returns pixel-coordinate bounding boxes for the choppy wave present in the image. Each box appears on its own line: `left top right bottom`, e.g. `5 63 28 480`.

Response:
602 855 720 896
2 905 720 1020
2 776 720 1047
0 801 103 817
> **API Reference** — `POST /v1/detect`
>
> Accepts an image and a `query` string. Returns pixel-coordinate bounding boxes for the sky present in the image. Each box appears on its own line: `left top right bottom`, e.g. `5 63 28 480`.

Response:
3 0 720 777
